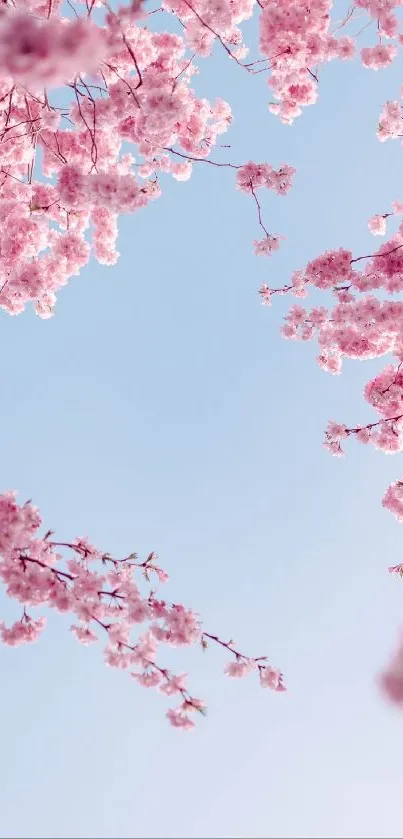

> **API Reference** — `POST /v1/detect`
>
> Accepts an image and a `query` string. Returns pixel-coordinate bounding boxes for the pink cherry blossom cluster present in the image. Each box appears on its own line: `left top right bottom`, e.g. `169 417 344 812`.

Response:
264 218 403 513
1 0 400 316
368 213 391 236
257 0 403 125
260 32 403 699
323 364 403 456
235 161 295 195
383 480 403 522
361 44 397 70
259 0 355 124
377 100 403 142
0 10 107 89
0 0 297 316
260 58 403 703
263 238 403 519
162 0 254 60
0 491 285 728
263 238 403 708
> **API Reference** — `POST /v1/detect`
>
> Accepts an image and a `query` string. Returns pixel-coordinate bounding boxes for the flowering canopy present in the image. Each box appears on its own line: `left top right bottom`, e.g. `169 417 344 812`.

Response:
2 0 403 722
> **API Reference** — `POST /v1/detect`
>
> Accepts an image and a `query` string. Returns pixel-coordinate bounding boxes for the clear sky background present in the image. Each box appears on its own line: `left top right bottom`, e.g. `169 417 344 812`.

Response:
2 6 403 838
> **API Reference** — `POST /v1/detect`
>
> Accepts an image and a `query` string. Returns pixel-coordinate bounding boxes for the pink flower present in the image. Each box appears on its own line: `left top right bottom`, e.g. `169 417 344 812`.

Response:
171 162 192 182
317 351 342 375
253 235 281 256
337 37 355 60
74 538 100 560
356 426 372 444
259 284 271 306
163 604 201 646
104 646 130 669
259 666 286 691
306 249 353 289
0 11 107 89
368 214 387 236
131 631 157 667
323 439 344 457
288 305 307 326
361 45 397 71
131 669 162 688
377 101 401 142
326 421 348 441
0 616 46 646
310 307 328 327
225 660 252 678
70 624 98 644
166 707 195 730
236 161 273 192
281 323 298 339
236 162 295 196
383 480 403 522
160 673 188 695
127 598 150 623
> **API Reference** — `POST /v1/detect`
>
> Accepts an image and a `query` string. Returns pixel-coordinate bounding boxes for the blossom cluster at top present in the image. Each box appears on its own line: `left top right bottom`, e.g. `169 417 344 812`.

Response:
0 0 401 316
0 0 297 318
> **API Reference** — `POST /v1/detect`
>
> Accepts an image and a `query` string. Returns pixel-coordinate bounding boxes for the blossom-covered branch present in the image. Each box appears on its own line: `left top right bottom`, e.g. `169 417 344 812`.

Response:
0 492 285 729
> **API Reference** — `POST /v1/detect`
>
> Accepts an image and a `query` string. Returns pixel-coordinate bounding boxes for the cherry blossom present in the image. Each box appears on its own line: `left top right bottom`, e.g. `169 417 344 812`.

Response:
3 0 403 718
0 491 284 728
0 11 107 89
368 214 388 236
0 0 397 316
0 0 300 317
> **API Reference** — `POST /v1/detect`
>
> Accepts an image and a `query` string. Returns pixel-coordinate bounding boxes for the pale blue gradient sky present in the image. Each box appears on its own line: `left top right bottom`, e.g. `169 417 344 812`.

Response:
1 12 403 838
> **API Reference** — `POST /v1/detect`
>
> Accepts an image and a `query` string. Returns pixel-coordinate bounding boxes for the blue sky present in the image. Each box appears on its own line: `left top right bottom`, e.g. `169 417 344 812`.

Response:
2 9 403 838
